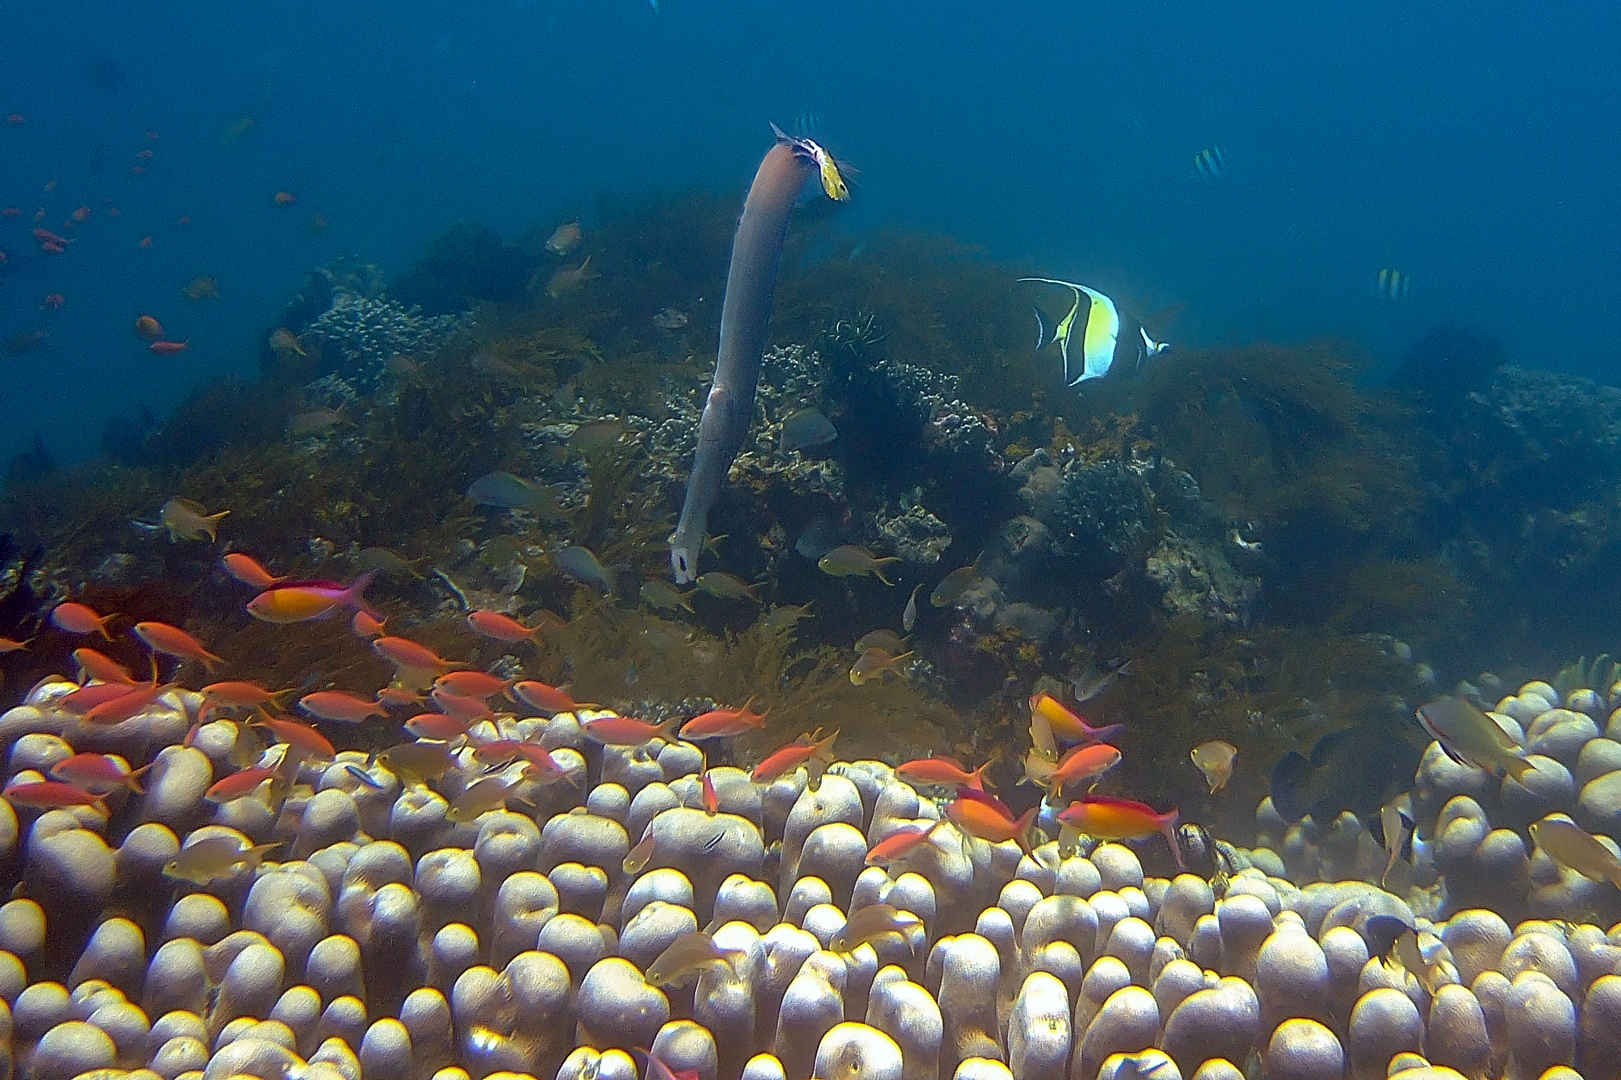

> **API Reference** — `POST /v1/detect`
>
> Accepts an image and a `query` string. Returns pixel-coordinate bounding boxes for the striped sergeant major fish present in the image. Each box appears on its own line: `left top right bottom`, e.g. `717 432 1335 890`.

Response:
1020 278 1168 387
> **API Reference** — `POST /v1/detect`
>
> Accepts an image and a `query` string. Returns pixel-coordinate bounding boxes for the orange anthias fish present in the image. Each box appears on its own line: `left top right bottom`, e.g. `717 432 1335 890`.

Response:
513 680 591 716
4 780 108 812
82 680 180 726
1057 795 1184 869
372 637 461 673
50 753 151 795
133 621 225 671
466 609 555 643
149 340 191 354
351 610 388 638
134 315 165 341
72 648 134 684
865 818 945 867
404 712 472 741
1030 692 1124 745
750 729 840 785
1031 742 1122 797
0 635 32 653
678 696 768 739
199 680 290 718
246 572 377 623
204 767 279 804
297 691 388 724
895 757 989 790
222 552 286 589
51 601 118 639
945 787 1038 856
581 715 680 746
434 670 513 701
253 714 335 758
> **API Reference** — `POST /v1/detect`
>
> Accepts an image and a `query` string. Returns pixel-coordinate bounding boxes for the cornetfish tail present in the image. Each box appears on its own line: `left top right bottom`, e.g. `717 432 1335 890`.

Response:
670 132 818 583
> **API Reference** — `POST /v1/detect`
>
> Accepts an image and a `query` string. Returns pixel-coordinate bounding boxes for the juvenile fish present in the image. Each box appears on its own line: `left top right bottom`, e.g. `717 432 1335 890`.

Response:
1530 815 1621 889
818 545 902 586
446 777 531 823
640 580 695 613
555 545 614 592
850 647 912 686
1415 697 1533 781
1189 740 1237 794
164 835 282 884
830 903 923 954
695 572 760 603
643 930 744 988
159 497 229 542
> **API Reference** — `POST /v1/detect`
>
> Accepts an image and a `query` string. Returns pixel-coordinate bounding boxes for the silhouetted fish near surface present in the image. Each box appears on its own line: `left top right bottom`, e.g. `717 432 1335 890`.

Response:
1269 722 1419 824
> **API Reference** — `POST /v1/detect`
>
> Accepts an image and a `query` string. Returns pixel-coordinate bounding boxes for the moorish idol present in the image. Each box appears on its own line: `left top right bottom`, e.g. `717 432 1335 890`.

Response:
1020 277 1167 387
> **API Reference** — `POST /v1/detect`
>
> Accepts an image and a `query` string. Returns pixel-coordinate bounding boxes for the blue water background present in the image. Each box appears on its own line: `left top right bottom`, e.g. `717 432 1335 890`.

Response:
1 0 1615 465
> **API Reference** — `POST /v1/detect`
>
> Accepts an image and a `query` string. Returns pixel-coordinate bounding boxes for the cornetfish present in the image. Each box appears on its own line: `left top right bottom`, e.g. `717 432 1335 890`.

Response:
669 126 838 582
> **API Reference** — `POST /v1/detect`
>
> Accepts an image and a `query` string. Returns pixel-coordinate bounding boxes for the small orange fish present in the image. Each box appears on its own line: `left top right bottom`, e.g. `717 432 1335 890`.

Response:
149 339 190 354
4 781 107 811
72 648 135 684
200 680 290 717
1057 795 1183 868
865 818 946 867
298 690 387 724
51 601 117 639
404 712 472 741
466 609 553 643
678 696 768 739
133 621 225 671
0 635 34 654
1032 742 1122 797
895 757 989 790
70 206 90 223
61 680 145 715
42 293 64 309
701 771 720 815
134 315 165 341
430 687 496 722
374 686 422 708
253 714 335 758
372 636 461 673
945 787 1038 856
273 191 296 207
513 680 591 716
222 552 286 589
750 729 839 785
205 767 279 803
434 670 513 701
82 680 179 726
50 753 151 795
581 715 679 746
1029 692 1124 744
247 572 376 623
351 610 388 638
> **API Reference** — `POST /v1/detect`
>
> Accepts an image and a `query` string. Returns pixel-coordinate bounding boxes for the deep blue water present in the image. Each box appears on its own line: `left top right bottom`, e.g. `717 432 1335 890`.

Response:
1 0 1615 465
